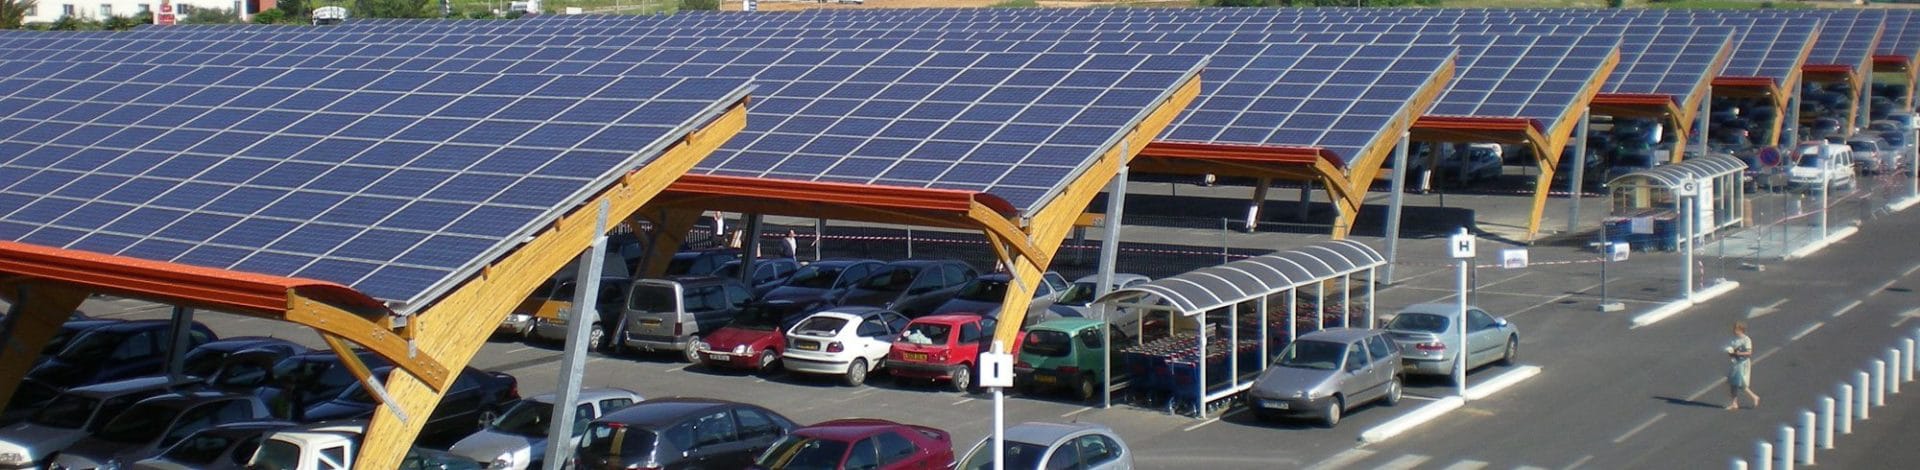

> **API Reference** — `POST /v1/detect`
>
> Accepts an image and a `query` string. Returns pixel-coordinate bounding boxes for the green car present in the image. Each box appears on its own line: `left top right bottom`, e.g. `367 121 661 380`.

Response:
1014 318 1111 402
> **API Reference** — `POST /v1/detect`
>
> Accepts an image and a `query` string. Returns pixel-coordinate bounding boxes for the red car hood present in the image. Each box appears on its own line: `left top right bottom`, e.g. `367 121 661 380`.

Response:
706 326 781 350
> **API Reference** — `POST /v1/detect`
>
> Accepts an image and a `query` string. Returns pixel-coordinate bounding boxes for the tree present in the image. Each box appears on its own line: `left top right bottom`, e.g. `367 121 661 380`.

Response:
102 13 143 29
355 0 432 17
0 0 37 29
277 0 311 19
679 0 720 11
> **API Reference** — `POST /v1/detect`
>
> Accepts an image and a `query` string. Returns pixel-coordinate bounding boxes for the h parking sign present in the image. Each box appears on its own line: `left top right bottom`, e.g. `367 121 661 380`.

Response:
1449 230 1476 259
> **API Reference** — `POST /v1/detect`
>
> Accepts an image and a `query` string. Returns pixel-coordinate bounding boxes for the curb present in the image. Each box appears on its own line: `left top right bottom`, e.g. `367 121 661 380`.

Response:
1359 396 1464 444
1464 365 1543 400
1892 196 1920 213
1630 280 1742 329
1783 226 1860 260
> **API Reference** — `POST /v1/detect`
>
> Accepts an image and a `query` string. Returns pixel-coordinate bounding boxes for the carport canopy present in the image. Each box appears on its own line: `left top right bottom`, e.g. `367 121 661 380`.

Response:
1097 240 1385 316
1604 153 1748 190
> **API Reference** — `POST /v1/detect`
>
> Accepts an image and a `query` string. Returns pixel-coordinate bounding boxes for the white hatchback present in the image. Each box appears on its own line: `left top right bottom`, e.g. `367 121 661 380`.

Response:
781 307 910 386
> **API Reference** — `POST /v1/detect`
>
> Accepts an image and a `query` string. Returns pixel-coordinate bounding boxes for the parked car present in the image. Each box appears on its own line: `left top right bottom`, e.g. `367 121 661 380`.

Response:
1013 319 1112 402
715 258 803 297
955 422 1130 470
300 366 519 446
202 346 311 398
1436 143 1503 184
0 376 190 469
837 260 978 317
245 421 483 470
506 248 636 340
0 378 61 426
1050 274 1151 320
1385 303 1520 382
254 350 392 423
616 276 754 362
696 299 832 374
750 419 954 470
30 320 218 388
39 318 123 360
178 337 310 380
131 420 295 470
888 314 1001 392
50 390 275 470
1246 329 1403 427
665 249 743 277
449 388 641 470
783 307 911 386
929 272 1071 320
1846 137 1895 174
1790 143 1857 189
573 398 797 470
760 259 884 304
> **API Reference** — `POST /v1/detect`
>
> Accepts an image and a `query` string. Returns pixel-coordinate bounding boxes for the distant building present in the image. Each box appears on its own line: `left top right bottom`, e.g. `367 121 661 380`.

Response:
22 0 271 24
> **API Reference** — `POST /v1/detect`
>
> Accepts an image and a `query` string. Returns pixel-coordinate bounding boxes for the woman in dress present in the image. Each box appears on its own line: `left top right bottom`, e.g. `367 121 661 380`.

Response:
1726 321 1759 410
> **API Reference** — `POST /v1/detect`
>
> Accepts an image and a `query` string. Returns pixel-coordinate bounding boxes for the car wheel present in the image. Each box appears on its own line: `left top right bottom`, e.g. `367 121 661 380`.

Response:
588 324 607 352
844 358 870 387
1384 376 1403 407
1322 396 1343 428
1075 374 1098 403
950 364 973 393
1500 336 1519 366
756 349 779 374
682 337 703 364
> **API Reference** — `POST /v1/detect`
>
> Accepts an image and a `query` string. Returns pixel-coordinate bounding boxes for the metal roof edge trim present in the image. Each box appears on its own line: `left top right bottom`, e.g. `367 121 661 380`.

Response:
0 240 385 316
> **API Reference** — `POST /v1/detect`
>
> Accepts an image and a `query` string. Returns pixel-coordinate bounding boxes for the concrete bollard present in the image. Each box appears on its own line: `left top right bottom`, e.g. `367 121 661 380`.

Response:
1840 384 1856 434
1800 411 1816 465
1874 360 1888 407
1904 338 1916 383
1778 425 1795 470
1857 372 1873 420
1733 459 1747 470
1820 396 1836 448
1893 349 1905 394
1757 441 1774 470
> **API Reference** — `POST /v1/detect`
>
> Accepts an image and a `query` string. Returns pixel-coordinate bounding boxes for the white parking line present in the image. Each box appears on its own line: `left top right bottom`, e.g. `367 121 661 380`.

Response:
1562 455 1595 470
1061 407 1094 418
1399 395 1440 402
1305 449 1376 470
1611 412 1667 444
1180 417 1220 432
506 347 534 355
951 398 975 406
1879 279 1900 293
1508 280 1608 317
1754 346 1783 363
1834 300 1864 318
1374 454 1432 470
1905 263 1920 277
1688 379 1727 400
851 387 880 396
1441 460 1490 470
1791 322 1825 342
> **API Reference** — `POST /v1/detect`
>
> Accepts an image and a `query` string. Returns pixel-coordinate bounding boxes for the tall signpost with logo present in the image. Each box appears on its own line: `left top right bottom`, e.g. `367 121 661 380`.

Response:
1449 228 1475 398
154 0 176 25
1676 177 1699 302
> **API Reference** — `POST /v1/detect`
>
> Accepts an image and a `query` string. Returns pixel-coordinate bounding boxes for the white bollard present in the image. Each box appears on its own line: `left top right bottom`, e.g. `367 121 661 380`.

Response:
1733 458 1748 470
1757 441 1774 470
1892 349 1904 394
1820 396 1836 448
1778 426 1795 470
1857 372 1873 420
1800 411 1816 465
1874 360 1888 407
1903 338 1916 383
1840 384 1856 433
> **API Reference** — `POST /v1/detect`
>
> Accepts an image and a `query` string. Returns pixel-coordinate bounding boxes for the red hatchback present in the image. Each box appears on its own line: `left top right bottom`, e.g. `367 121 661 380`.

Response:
751 418 954 470
887 314 1003 392
698 300 824 374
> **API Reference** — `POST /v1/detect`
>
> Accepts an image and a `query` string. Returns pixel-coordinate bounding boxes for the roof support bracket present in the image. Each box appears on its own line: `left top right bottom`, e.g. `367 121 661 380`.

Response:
319 333 410 424
287 290 449 391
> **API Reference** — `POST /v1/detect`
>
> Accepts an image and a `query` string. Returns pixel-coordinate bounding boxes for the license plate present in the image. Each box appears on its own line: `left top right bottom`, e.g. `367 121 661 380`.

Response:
640 318 662 326
707 353 730 361
1262 401 1289 410
904 352 928 362
795 342 819 351
1035 375 1056 384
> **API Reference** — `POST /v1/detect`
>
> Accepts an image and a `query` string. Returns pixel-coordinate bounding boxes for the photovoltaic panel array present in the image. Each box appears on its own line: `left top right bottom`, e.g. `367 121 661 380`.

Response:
1796 9 1885 69
0 60 749 312
1875 9 1920 60
1415 34 1617 133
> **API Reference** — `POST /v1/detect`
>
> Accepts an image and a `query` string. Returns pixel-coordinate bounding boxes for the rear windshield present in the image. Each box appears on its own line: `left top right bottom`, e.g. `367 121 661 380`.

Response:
958 439 1047 470
628 284 677 313
1023 330 1072 358
1850 142 1875 152
181 348 228 378
857 267 916 292
791 317 848 337
250 439 302 470
31 393 99 429
901 322 952 345
580 423 656 458
162 432 237 465
1056 282 1097 307
1387 313 1449 334
56 330 124 361
953 279 1009 302
756 435 850 470
96 401 181 443
784 265 844 289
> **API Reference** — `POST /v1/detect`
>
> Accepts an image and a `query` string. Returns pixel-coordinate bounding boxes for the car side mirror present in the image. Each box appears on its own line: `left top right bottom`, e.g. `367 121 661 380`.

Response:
1495 318 1509 328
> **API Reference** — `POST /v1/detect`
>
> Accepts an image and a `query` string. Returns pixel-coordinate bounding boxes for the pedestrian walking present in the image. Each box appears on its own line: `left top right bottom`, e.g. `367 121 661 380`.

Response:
1726 321 1760 410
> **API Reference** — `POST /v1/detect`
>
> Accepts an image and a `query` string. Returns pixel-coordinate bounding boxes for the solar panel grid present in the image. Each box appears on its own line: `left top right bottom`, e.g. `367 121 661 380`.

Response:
0 60 748 311
1875 9 1919 58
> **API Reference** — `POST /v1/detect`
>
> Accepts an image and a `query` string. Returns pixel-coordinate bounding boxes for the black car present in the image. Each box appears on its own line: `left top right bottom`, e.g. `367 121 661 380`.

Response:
39 318 123 360
836 260 979 317
51 390 274 470
29 320 218 388
254 350 393 422
0 378 62 425
716 258 803 296
300 366 519 447
759 259 884 305
665 249 743 277
178 337 310 380
575 398 798 470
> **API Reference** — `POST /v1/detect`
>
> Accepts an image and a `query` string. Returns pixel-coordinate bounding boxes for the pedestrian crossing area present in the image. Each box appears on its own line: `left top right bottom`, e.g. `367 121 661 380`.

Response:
1306 449 1560 470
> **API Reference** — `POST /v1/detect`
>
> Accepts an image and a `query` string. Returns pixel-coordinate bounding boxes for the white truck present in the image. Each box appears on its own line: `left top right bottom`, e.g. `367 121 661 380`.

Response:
245 421 480 470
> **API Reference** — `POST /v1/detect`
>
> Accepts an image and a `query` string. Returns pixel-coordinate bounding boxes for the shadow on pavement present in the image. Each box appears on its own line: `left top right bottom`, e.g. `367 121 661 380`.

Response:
1653 395 1726 409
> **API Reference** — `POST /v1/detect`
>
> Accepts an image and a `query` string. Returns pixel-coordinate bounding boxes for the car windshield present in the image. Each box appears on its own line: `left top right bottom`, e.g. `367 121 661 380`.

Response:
1023 330 1072 358
95 401 181 443
249 439 302 470
901 322 953 345
953 278 1009 302
181 348 228 378
628 284 677 313
56 330 123 361
1850 142 1876 152
162 432 236 465
1799 156 1827 168
489 400 554 437
1056 282 1098 307
857 267 917 292
785 264 845 289
7 381 57 412
213 359 274 388
31 393 99 429
1276 340 1345 371
730 304 787 331
42 330 78 356
958 439 1048 470
756 435 850 470
1387 313 1450 334
579 423 655 457
792 316 849 337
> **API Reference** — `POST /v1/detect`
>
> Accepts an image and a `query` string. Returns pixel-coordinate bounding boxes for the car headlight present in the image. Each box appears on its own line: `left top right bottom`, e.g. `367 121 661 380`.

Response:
490 453 515 470
102 459 123 470
733 344 749 354
0 453 27 466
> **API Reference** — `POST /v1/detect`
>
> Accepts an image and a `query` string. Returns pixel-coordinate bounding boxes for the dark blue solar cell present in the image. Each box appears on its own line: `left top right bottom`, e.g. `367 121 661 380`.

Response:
331 229 427 263
266 223 360 255
288 139 374 165
104 207 188 235
344 141 429 167
493 177 580 208
310 166 393 193
390 234 491 269
257 192 346 220
175 245 251 268
156 212 242 243
234 252 318 275
277 90 348 111
386 201 471 232
452 121 537 146
558 100 641 123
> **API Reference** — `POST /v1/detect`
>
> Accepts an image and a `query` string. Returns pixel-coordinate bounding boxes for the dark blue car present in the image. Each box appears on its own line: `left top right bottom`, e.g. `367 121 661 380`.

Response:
28 320 217 388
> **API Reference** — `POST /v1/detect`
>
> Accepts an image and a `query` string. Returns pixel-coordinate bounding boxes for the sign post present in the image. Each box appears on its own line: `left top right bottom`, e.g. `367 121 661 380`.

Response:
154 0 176 25
981 346 1014 470
1676 177 1699 302
1448 228 1475 398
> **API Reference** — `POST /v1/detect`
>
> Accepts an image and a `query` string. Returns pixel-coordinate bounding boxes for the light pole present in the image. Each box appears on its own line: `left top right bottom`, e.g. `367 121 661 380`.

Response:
1448 228 1475 397
1820 142 1831 240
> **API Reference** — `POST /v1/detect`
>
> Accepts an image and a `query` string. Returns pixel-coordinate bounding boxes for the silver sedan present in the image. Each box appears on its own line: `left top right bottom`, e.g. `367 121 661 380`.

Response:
1384 303 1519 382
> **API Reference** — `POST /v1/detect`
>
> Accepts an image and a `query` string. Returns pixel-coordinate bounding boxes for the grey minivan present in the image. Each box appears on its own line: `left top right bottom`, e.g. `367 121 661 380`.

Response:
1246 329 1403 427
618 276 754 363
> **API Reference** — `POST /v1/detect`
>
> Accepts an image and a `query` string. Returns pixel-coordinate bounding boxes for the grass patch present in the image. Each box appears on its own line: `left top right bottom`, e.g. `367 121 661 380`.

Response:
1641 0 1810 8
990 0 1041 7
449 0 677 15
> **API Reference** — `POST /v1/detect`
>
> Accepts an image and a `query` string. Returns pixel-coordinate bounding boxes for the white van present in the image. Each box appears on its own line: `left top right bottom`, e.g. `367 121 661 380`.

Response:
1790 143 1856 189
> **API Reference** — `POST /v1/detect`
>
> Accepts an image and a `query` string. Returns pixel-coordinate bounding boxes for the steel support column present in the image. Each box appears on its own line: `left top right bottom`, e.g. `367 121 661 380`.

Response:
543 201 609 470
1384 132 1410 284
1569 113 1590 233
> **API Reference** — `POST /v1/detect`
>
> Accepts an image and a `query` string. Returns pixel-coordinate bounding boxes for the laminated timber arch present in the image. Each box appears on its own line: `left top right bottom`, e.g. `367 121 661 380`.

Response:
640 73 1204 361
0 99 750 470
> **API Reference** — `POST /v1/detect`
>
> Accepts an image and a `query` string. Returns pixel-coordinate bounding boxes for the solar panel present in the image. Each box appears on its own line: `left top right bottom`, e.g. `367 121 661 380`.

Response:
0 60 749 312
1420 34 1618 132
1875 9 1920 59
